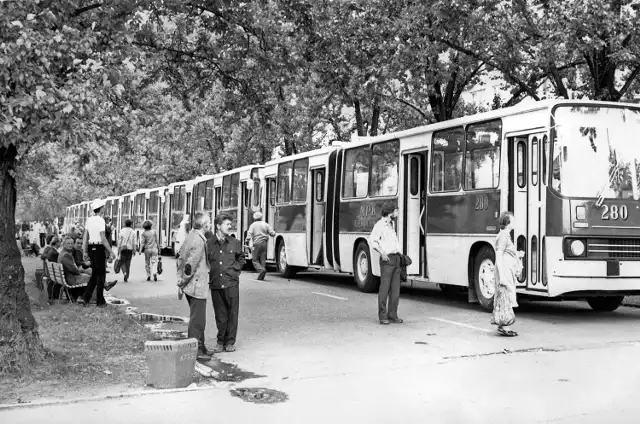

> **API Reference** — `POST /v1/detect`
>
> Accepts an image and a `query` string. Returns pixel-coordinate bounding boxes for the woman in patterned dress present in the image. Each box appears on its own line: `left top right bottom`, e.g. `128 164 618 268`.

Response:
492 211 524 337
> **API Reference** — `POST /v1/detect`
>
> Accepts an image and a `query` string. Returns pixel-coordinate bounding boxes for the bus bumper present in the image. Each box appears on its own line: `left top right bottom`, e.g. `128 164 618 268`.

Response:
543 237 640 297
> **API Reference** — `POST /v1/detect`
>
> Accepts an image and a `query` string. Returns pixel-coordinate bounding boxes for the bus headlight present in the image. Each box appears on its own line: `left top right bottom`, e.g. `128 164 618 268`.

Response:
570 240 585 256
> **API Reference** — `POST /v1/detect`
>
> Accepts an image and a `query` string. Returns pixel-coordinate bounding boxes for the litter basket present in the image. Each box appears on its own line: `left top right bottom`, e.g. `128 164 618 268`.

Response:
144 338 198 389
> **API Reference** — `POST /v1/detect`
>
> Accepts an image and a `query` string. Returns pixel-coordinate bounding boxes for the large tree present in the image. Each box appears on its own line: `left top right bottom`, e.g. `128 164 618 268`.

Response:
0 0 142 373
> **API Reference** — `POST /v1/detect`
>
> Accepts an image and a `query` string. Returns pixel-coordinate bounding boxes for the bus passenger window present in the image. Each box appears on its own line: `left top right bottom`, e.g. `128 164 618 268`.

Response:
410 157 419 196
277 162 292 203
464 119 502 190
543 135 549 184
230 173 240 208
552 138 561 191
292 158 309 202
315 172 324 202
517 141 526 188
343 146 371 198
371 140 399 197
431 127 464 192
269 179 276 206
252 180 260 207
222 176 231 208
532 138 539 186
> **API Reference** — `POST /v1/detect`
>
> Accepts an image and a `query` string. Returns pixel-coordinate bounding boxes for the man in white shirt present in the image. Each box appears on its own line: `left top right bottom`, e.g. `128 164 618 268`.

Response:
78 199 114 307
369 201 402 325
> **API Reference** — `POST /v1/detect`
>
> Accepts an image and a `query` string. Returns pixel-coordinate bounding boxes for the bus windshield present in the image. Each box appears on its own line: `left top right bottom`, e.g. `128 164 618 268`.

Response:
552 105 640 200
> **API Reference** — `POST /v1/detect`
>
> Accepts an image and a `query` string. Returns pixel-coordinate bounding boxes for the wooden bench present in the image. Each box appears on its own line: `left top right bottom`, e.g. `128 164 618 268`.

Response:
45 260 88 303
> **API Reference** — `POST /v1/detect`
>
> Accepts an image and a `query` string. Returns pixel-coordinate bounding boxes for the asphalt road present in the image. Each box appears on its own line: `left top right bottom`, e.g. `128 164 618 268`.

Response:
4 254 640 423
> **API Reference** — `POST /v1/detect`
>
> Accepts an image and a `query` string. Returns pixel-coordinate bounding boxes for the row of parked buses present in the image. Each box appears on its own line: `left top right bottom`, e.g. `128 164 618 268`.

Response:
66 100 640 312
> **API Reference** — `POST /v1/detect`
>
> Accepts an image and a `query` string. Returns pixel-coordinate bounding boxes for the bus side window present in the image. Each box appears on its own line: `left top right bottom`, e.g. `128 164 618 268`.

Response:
269 179 276 206
292 158 309 202
342 146 371 198
431 127 464 192
464 119 502 190
371 140 399 197
277 162 292 203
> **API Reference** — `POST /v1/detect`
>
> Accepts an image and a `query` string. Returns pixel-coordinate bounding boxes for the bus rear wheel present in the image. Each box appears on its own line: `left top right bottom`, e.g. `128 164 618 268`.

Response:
353 242 380 293
277 241 298 278
587 296 624 312
473 246 496 311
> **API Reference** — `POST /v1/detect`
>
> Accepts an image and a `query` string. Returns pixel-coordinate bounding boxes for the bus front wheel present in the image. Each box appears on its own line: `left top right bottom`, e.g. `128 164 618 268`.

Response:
587 296 624 312
276 241 298 278
473 246 496 311
353 242 380 293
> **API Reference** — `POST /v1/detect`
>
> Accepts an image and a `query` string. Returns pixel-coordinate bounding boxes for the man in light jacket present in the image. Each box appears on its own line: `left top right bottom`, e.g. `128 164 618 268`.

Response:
177 212 212 361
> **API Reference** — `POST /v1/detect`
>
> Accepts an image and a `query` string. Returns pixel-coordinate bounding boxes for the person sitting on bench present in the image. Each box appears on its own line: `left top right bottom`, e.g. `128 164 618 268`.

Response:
58 237 92 299
41 237 60 262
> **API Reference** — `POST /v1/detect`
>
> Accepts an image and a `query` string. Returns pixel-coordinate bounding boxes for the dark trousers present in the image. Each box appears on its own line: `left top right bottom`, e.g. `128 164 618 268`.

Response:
186 295 207 352
378 254 402 320
211 285 239 346
39 233 46 247
251 241 267 273
120 250 133 279
84 245 107 305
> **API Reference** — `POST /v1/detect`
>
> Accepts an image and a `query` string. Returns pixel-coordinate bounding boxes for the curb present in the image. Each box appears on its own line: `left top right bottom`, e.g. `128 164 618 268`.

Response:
0 383 226 412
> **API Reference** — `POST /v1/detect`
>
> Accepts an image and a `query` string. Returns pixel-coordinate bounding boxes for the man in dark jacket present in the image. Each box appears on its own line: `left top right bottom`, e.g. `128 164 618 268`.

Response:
58 237 92 299
41 237 60 263
207 214 246 353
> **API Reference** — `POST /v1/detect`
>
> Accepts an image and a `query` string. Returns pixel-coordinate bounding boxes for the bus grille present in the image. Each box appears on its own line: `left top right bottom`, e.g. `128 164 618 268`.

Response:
587 238 640 260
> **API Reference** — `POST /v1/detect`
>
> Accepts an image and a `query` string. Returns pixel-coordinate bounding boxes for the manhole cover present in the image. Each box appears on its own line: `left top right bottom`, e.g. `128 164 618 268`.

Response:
229 387 288 404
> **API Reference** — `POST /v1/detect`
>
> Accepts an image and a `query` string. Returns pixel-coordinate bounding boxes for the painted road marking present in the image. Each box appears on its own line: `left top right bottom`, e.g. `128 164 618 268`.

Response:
429 317 492 333
312 292 348 301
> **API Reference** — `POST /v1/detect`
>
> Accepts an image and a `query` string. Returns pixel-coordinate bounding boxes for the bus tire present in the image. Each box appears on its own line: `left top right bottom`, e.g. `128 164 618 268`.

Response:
473 246 496 311
587 296 624 312
353 242 380 293
277 241 298 278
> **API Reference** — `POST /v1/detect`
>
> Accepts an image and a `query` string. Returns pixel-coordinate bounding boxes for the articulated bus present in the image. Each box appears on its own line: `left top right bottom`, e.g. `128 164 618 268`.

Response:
258 100 640 312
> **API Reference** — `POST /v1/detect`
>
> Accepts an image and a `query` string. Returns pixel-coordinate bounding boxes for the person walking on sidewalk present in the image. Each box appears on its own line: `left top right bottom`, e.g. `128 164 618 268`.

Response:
369 201 403 325
79 199 114 307
207 214 246 353
117 219 136 283
177 212 212 361
245 211 275 280
140 220 159 281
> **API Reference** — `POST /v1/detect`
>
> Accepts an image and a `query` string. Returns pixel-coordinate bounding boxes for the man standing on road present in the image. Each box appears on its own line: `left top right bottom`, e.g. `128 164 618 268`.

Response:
369 201 403 325
245 211 275 280
177 212 212 361
207 214 246 353
79 199 114 307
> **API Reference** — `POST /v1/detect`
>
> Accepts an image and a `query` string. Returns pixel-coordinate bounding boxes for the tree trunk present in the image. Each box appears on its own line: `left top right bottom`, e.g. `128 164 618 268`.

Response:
369 96 381 137
0 145 45 374
354 99 365 136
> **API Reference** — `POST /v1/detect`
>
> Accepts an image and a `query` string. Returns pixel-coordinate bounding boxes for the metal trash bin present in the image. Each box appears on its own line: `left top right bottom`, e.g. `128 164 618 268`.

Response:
144 338 198 389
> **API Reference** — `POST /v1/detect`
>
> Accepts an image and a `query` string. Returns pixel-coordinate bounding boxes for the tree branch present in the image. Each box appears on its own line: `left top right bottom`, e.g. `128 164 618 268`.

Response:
72 2 103 17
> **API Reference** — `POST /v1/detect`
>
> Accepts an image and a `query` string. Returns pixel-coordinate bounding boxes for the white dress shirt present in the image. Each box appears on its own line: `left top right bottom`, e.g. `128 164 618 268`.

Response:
369 217 400 255
85 215 106 244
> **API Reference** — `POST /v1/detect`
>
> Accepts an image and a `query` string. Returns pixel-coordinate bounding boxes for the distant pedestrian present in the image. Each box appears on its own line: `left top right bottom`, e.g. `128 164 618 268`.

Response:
491 211 524 337
46 220 56 245
174 214 190 258
140 220 159 281
177 212 212 361
245 211 275 280
369 201 403 325
207 214 246 353
79 199 114 307
118 219 136 283
38 221 46 248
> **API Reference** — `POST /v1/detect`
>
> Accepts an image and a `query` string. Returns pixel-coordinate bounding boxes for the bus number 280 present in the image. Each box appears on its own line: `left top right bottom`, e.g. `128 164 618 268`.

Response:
474 195 489 211
601 205 628 220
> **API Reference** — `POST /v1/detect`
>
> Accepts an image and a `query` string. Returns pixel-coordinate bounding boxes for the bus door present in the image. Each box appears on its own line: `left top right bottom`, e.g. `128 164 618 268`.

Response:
404 152 427 276
240 181 249 247
508 134 546 291
310 168 325 265
265 178 277 260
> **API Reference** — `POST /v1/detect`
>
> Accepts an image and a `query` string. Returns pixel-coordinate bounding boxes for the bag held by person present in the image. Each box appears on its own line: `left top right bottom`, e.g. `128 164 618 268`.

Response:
114 258 121 274
492 285 515 327
157 257 163 275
